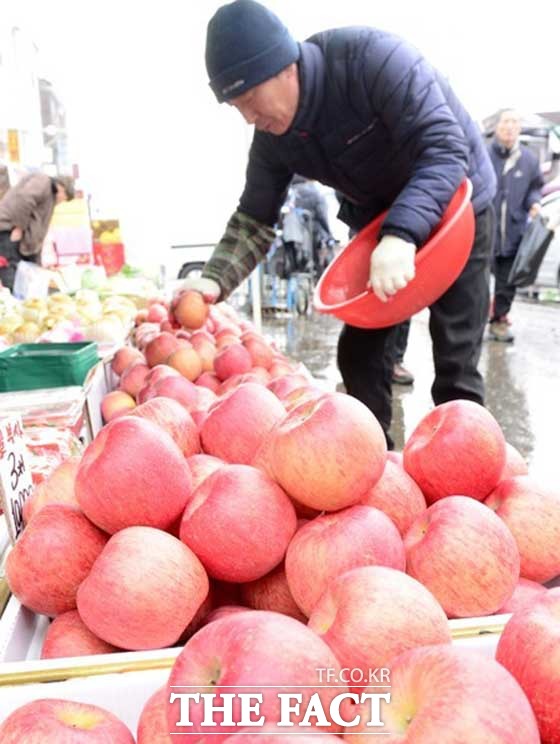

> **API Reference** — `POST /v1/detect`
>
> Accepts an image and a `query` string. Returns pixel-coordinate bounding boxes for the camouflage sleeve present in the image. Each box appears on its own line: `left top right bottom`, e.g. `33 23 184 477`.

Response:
201 210 276 300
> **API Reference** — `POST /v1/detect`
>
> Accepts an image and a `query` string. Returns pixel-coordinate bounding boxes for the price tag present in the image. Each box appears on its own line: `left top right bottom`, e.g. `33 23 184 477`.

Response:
0 416 34 544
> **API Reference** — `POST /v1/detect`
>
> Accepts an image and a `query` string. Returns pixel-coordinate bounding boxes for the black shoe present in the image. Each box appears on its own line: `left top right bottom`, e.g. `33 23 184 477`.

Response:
392 363 414 385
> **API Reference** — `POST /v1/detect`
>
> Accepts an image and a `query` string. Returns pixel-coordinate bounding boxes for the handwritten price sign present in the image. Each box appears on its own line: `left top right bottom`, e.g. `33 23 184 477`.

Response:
0 416 34 544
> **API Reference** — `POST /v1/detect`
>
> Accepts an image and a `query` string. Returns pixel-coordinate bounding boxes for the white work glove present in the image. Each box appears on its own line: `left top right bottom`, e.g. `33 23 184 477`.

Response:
181 276 221 303
369 235 416 302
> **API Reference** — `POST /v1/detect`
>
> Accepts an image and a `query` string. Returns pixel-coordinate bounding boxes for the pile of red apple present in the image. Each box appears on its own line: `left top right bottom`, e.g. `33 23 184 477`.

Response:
3 290 560 742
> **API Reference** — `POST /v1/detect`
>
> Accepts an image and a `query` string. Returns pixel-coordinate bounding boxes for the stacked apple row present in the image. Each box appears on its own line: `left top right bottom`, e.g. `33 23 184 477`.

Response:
100 293 317 424
2 293 560 741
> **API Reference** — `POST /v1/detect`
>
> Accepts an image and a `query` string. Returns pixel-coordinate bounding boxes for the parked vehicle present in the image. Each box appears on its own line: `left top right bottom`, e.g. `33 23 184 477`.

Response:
534 191 560 289
165 242 215 282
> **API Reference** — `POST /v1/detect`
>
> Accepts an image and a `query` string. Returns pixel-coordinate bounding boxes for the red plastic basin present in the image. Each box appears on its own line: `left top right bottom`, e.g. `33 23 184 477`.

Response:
314 179 475 328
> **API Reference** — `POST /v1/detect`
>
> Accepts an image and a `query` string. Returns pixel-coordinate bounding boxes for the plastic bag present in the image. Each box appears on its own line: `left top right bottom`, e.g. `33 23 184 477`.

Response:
507 215 555 288
12 260 51 299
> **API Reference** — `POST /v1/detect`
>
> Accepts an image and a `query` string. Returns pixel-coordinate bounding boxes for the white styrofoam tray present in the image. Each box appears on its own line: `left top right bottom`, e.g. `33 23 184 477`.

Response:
0 594 182 682
0 667 167 733
0 592 506 682
0 592 504 734
0 633 501 734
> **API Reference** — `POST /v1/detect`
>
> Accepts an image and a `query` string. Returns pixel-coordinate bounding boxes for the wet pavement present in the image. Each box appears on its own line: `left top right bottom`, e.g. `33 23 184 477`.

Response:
259 298 560 484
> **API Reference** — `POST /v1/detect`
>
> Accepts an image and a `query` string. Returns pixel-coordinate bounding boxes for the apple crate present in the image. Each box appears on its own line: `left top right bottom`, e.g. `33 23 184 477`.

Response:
0 620 503 737
0 594 181 673
0 591 505 677
0 666 167 734
0 594 510 736
448 615 510 656
0 342 99 393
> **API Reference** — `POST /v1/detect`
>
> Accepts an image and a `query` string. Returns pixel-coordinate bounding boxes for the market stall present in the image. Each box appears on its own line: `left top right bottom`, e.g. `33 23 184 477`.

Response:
0 288 559 742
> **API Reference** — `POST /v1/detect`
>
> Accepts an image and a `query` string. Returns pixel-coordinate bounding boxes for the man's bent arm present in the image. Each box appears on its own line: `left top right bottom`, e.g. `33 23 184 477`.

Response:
202 210 276 300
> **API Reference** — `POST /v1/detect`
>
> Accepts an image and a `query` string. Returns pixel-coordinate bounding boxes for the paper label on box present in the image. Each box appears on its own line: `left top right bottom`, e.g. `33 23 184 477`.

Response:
0 416 34 543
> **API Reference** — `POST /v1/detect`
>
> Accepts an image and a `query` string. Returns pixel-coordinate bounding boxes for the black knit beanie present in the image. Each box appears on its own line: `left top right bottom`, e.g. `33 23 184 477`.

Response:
206 0 300 103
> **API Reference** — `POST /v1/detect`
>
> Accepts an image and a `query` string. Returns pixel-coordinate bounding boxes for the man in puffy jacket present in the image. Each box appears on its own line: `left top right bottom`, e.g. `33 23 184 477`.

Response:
185 0 496 448
488 109 543 342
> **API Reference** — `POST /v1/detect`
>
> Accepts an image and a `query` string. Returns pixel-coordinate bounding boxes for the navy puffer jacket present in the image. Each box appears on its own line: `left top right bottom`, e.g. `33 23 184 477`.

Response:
239 27 496 246
489 140 543 257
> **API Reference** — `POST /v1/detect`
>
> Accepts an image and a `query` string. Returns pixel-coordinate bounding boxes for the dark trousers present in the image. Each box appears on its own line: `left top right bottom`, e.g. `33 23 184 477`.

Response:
337 205 495 448
393 319 411 364
0 231 24 292
491 255 516 320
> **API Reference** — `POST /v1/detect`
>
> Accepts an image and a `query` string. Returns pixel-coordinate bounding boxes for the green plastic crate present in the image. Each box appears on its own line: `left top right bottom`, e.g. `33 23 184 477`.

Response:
0 342 99 392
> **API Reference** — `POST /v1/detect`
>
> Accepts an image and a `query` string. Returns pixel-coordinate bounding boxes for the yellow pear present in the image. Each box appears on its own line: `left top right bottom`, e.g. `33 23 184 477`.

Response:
13 322 41 343
0 315 24 334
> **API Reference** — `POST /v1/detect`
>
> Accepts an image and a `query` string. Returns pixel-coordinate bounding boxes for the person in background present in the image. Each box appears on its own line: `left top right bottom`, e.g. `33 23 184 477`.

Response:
392 318 414 385
488 109 543 342
289 176 336 279
278 179 314 279
0 171 75 292
0 165 10 201
184 0 496 448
